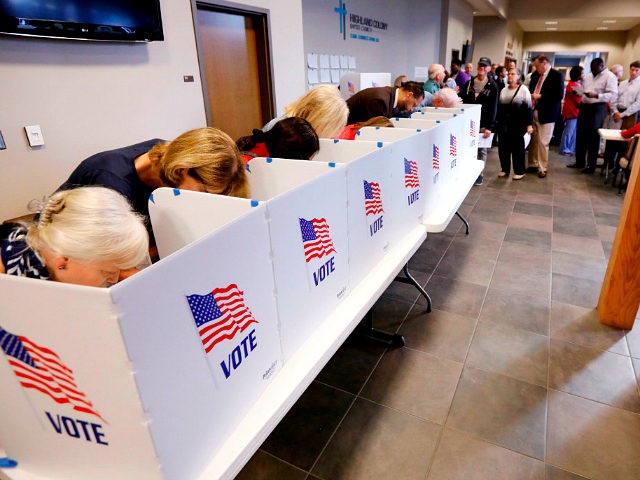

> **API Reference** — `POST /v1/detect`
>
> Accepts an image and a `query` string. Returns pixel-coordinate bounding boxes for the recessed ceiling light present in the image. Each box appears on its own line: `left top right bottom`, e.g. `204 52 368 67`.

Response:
545 21 558 25
596 26 609 30
602 20 617 24
546 27 558 31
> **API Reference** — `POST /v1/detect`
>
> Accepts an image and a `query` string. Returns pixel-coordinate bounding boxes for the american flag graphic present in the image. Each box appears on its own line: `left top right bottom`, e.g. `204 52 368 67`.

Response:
450 134 457 158
187 284 258 354
470 120 477 138
364 180 384 216
404 159 420 189
0 326 105 422
432 145 440 170
348 81 355 94
299 217 337 263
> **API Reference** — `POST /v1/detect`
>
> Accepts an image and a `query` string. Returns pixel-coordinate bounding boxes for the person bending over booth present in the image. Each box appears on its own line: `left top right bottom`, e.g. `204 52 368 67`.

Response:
1 187 149 287
237 117 319 163
58 127 249 224
431 87 462 108
346 81 425 124
335 116 394 140
263 84 348 138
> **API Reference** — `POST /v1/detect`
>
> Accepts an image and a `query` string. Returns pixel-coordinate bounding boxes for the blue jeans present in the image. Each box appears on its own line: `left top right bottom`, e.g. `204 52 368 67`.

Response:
559 117 577 155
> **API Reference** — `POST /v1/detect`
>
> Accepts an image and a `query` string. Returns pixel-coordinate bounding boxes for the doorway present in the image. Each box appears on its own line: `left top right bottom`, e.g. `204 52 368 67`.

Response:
195 4 274 141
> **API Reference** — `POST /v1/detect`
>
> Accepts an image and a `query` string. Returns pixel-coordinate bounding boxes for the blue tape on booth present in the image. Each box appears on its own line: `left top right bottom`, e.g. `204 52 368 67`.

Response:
172 188 181 196
377 142 383 148
149 193 154 204
0 458 17 468
251 200 259 207
266 157 273 163
328 162 336 168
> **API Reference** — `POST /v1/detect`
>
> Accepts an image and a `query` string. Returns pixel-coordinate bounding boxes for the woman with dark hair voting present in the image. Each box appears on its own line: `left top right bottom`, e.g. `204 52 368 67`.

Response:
237 117 319 163
496 68 533 180
1 187 149 287
335 116 394 140
59 127 249 223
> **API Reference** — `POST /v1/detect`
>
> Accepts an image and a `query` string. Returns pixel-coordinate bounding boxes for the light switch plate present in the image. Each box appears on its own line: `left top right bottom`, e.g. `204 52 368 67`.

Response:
24 125 44 147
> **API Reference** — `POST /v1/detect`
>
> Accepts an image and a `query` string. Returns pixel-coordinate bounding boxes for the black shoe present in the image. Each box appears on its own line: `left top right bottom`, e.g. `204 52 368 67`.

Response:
581 167 595 174
566 163 582 168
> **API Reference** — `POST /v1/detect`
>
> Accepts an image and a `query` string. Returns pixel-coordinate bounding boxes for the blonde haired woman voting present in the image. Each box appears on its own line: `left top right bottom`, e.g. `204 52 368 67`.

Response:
264 84 349 138
59 127 249 224
0 187 149 287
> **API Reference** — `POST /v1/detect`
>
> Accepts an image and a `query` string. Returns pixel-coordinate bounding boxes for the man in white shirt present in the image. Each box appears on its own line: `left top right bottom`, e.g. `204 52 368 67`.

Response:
611 61 640 129
602 60 640 171
568 58 618 173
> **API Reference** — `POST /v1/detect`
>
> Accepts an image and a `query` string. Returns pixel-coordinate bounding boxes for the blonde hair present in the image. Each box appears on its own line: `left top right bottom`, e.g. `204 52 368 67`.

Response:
284 85 348 138
355 116 394 130
432 88 462 108
26 187 150 270
149 127 249 198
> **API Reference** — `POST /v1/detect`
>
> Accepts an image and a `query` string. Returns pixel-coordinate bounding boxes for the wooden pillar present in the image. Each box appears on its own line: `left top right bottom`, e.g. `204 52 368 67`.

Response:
598 136 640 329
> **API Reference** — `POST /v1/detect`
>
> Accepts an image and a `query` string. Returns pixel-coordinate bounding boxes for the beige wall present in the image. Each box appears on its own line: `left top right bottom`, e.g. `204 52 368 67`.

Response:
506 21 524 67
472 17 508 66
440 0 475 67
624 24 640 67
523 31 628 67
0 0 305 219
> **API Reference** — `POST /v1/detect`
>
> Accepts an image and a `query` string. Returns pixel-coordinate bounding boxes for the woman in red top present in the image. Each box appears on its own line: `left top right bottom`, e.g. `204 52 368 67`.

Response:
559 66 584 156
335 116 394 140
237 117 319 164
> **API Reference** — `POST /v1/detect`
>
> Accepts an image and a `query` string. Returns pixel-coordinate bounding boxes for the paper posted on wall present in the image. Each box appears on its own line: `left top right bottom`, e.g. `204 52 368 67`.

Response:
477 133 494 148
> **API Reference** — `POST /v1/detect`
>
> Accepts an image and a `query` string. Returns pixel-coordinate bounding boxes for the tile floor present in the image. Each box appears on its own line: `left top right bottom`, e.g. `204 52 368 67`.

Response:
236 147 640 480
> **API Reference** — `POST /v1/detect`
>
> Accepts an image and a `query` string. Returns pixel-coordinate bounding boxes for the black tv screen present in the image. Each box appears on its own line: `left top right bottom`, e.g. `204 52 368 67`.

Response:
0 0 164 42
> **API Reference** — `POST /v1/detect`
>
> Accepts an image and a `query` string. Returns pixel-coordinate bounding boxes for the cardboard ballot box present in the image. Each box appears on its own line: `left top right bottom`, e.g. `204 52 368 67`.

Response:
339 72 391 100
0 193 282 480
245 158 350 361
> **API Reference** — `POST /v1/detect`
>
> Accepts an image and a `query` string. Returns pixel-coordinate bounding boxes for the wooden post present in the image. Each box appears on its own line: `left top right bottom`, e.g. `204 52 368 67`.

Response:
598 136 640 329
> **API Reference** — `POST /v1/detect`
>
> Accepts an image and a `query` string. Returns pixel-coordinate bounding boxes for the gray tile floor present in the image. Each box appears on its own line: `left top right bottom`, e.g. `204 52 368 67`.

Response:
236 147 640 480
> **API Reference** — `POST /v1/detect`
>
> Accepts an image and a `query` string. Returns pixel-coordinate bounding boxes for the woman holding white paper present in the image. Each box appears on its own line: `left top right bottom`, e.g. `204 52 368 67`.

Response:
496 68 534 179
0 187 149 287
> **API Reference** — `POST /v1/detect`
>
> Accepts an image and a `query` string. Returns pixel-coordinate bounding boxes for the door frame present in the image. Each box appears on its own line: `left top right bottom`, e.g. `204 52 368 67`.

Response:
191 0 276 127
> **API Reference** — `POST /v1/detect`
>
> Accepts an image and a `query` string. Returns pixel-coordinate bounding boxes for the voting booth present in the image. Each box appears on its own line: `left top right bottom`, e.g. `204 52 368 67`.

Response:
245 158 350 361
313 138 426 285
339 72 391 99
1 114 481 479
0 194 283 480
417 105 481 156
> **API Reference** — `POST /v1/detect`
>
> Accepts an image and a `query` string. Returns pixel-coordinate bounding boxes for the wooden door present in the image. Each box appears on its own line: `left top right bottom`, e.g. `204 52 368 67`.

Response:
195 6 273 142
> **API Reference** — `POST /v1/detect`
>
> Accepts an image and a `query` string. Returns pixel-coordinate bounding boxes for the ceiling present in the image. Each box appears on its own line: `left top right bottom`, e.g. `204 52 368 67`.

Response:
465 0 640 33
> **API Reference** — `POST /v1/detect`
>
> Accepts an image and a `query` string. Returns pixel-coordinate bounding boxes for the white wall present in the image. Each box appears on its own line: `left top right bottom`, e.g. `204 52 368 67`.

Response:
440 0 474 68
0 0 305 219
301 0 441 84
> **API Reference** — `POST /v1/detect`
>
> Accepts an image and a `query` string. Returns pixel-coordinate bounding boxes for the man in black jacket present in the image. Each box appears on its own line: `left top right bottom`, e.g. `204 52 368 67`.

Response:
527 55 564 178
460 56 499 185
346 81 424 124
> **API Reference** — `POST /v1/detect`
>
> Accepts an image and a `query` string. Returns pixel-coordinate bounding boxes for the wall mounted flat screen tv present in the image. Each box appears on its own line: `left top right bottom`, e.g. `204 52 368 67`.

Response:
0 0 164 42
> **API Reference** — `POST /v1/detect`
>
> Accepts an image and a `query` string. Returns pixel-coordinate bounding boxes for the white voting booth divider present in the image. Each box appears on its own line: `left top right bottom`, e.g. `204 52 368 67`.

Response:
2 111 482 478
339 72 391 100
314 138 426 285
244 158 350 362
